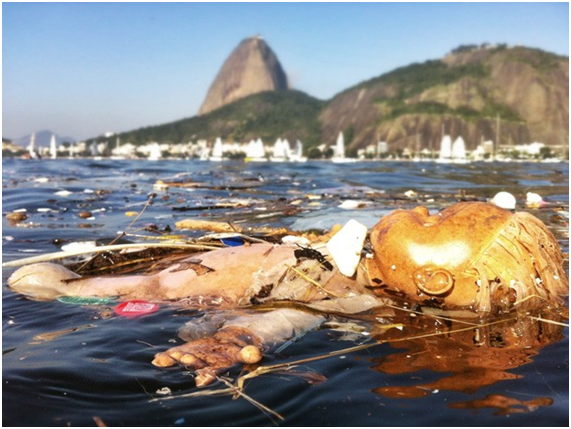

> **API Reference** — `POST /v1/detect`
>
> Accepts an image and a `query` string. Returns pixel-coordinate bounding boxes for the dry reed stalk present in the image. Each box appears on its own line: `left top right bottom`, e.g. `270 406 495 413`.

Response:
287 265 344 298
2 243 221 268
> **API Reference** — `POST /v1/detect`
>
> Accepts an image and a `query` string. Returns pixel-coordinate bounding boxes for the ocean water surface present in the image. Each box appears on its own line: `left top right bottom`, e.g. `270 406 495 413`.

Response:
2 158 569 426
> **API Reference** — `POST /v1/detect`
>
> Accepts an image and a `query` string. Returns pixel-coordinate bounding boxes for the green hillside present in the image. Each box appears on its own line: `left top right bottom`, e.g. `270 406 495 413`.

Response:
91 90 323 147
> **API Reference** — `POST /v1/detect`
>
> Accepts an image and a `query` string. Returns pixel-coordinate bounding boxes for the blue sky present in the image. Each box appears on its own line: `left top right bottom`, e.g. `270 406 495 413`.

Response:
2 2 569 141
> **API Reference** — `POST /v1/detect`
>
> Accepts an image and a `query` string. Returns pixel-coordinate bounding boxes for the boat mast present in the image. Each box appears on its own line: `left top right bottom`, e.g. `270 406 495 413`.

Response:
495 114 500 160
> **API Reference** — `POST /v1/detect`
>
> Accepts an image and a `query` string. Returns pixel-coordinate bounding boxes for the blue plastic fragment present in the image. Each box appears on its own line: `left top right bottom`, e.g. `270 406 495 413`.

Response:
221 236 245 247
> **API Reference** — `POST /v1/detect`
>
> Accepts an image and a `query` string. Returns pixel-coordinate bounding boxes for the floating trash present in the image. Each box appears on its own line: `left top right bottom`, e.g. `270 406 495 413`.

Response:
61 241 98 252
6 212 28 223
114 300 159 318
156 387 172 395
526 192 544 208
326 219 368 277
221 236 245 247
339 200 368 210
58 296 117 306
282 235 310 246
490 191 516 210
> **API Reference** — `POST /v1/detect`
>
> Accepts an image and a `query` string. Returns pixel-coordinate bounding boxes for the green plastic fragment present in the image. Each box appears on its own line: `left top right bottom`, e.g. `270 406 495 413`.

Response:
57 296 117 306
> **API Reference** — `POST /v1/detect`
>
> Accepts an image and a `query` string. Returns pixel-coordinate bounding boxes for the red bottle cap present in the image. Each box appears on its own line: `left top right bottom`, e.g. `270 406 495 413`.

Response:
114 300 159 318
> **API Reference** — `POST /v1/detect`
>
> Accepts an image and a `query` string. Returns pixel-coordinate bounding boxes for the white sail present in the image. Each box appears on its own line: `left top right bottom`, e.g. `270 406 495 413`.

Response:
246 138 266 161
199 147 210 160
452 136 467 159
28 132 39 158
290 140 307 162
272 138 284 159
438 135 453 161
210 137 224 161
50 135 57 159
335 132 345 158
271 138 291 161
148 142 162 161
452 136 470 163
283 139 292 159
332 131 357 163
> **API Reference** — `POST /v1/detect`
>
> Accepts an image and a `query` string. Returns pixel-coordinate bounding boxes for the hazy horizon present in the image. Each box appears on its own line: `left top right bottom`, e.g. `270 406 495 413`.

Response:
3 2 569 141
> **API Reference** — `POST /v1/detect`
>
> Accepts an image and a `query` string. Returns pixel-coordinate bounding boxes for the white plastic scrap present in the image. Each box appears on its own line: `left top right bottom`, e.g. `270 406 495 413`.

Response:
281 235 311 246
61 241 98 252
326 219 368 277
526 192 544 207
490 191 516 210
339 200 368 210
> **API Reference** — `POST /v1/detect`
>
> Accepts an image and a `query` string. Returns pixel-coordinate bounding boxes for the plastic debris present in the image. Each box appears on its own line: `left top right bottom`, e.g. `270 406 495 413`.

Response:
490 191 516 210
339 200 368 210
153 180 169 190
125 211 139 217
404 190 418 198
281 235 311 246
6 212 28 223
221 236 245 247
156 387 172 395
526 192 544 208
58 296 117 306
114 300 159 318
61 241 98 253
326 219 368 277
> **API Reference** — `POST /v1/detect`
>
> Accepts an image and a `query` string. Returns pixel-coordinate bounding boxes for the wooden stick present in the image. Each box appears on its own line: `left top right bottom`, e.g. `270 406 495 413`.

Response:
175 218 291 236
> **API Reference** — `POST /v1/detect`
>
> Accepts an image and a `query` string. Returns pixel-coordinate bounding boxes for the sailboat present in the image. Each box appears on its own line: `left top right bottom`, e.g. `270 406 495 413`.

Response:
199 147 210 161
436 135 453 163
451 136 470 164
49 135 57 159
28 132 39 159
148 142 162 161
290 140 307 162
209 137 225 161
245 138 266 162
270 138 291 162
332 132 357 163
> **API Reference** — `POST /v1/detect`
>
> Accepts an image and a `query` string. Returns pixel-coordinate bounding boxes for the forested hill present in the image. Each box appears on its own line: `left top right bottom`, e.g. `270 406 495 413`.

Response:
93 90 323 147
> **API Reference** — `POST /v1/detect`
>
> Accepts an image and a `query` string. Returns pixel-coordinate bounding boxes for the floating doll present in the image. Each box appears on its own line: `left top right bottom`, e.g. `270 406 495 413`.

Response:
7 202 568 386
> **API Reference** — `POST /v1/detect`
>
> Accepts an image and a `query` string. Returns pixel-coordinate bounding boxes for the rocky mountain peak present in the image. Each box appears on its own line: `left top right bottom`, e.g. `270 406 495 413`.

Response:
198 36 289 115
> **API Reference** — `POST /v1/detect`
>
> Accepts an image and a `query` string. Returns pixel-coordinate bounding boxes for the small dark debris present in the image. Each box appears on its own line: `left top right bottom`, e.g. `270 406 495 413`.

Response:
294 246 333 271
251 283 274 304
